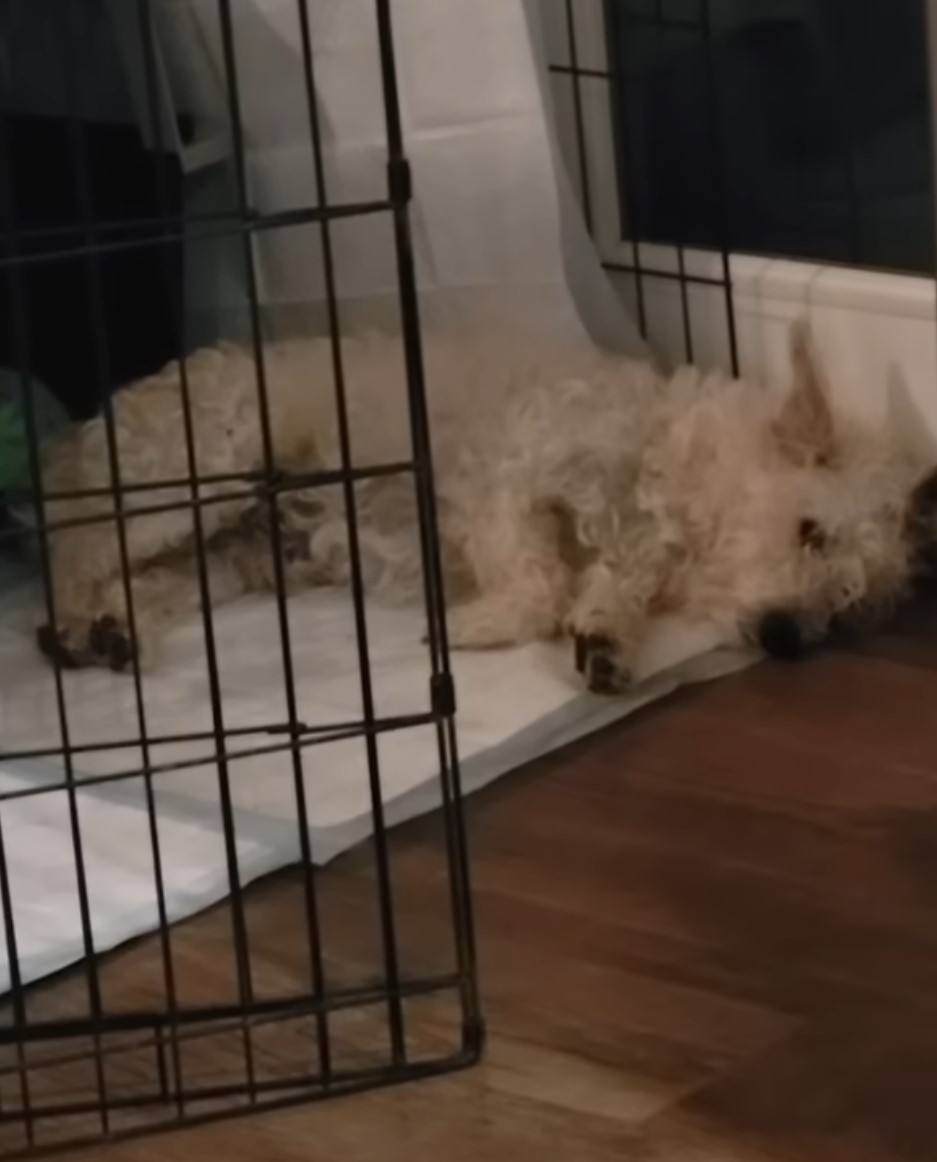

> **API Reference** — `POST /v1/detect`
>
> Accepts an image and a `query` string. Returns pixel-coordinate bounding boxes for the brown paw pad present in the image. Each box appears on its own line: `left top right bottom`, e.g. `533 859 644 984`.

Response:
36 623 87 669
574 633 631 695
89 615 135 673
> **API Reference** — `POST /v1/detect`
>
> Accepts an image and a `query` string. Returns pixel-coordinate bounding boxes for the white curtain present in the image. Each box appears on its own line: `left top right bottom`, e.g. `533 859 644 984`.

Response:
188 0 644 354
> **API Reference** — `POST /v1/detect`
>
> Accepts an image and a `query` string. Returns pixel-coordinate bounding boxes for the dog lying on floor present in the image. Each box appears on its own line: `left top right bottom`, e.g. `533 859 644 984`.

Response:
35 319 937 692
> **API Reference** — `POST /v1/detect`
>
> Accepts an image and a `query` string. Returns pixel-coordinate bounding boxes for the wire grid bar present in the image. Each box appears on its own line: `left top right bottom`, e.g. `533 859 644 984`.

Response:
553 0 739 373
0 709 436 767
0 971 463 1048
0 199 392 251
0 1053 476 1162
0 0 480 1155
0 461 416 541
0 201 394 274
3 1051 473 1129
0 710 445 796
0 968 475 1159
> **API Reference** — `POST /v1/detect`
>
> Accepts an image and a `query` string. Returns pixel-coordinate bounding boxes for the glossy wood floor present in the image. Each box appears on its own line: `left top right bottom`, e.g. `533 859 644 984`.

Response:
17 601 937 1161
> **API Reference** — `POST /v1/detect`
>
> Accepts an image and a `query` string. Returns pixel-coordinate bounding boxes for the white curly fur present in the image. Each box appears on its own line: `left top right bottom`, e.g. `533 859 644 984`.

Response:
36 320 936 691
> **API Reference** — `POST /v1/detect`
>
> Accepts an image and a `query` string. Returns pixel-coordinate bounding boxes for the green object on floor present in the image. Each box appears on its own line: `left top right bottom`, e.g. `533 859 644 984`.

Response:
0 374 68 493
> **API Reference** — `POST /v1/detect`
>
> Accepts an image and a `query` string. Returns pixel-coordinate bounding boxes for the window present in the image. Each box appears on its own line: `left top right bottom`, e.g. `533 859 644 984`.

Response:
607 0 935 275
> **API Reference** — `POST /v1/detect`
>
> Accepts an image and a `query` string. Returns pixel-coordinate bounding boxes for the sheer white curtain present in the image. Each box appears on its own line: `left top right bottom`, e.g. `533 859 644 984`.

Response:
189 0 644 353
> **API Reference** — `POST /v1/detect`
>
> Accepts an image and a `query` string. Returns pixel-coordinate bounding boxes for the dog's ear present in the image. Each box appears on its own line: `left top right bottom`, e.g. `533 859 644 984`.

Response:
772 319 836 467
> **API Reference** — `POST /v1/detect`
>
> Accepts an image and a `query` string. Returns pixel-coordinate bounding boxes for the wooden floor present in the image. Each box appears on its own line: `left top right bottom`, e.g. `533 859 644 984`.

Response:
15 601 937 1161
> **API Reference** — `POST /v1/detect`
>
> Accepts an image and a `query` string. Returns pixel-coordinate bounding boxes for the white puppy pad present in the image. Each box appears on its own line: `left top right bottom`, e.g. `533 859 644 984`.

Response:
0 578 752 990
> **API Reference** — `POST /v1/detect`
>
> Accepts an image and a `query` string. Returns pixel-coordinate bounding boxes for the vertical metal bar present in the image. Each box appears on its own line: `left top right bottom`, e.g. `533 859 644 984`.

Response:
603 0 648 338
132 0 262 1101
49 4 147 1129
675 244 694 364
58 0 154 788
373 0 482 1050
0 25 42 1145
212 0 339 1080
131 0 188 1116
564 0 594 234
105 0 184 159
266 0 407 1065
285 0 354 1083
652 4 694 363
698 0 739 375
0 815 33 1146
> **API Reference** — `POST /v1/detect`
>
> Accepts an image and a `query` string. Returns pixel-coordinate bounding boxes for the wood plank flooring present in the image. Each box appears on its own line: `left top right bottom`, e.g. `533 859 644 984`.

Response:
13 600 937 1160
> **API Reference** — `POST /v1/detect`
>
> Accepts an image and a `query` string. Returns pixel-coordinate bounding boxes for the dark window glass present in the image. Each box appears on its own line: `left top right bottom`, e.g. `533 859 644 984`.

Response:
608 0 935 274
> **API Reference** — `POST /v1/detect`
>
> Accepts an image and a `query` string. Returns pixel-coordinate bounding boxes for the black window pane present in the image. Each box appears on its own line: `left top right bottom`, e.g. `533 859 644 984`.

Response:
608 0 935 274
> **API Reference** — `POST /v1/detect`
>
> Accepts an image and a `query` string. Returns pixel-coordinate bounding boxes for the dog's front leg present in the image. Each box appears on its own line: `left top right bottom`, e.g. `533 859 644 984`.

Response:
57 534 263 673
567 562 649 694
566 525 668 695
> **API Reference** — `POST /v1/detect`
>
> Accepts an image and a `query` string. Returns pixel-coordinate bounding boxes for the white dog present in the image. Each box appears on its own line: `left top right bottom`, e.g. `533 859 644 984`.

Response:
36 320 937 691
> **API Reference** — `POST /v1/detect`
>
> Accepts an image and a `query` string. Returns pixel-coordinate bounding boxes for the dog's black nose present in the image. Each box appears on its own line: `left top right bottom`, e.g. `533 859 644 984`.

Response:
757 611 806 660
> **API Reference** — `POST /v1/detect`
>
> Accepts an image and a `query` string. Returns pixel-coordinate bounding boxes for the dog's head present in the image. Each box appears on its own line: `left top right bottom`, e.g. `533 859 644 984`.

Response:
734 322 937 660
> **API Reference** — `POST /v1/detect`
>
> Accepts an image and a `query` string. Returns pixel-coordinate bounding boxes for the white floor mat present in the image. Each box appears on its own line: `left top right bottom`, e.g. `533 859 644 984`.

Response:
0 572 752 990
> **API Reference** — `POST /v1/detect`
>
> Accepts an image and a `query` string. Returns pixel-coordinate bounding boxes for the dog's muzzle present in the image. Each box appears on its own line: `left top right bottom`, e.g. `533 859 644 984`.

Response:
756 610 807 661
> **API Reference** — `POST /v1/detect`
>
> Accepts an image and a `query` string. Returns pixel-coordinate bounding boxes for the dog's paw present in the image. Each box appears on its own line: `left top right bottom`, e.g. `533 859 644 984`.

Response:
37 614 137 673
89 615 136 673
36 621 92 670
573 632 633 695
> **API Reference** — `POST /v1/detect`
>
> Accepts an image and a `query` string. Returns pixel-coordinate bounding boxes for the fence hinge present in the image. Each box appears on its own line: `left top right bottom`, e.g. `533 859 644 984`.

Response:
387 157 413 206
430 673 457 718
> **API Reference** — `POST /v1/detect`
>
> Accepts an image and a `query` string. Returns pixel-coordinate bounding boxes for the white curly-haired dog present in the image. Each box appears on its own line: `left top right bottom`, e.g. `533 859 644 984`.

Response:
35 319 937 692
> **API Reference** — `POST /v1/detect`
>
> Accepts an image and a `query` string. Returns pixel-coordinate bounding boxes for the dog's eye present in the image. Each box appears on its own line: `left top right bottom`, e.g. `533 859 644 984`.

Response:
798 518 827 551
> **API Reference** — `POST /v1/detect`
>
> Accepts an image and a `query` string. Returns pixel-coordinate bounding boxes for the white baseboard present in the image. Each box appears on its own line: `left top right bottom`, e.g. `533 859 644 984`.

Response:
606 251 937 443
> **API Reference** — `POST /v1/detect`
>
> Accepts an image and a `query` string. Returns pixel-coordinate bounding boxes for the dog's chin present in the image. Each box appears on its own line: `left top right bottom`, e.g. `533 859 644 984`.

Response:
755 610 808 661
